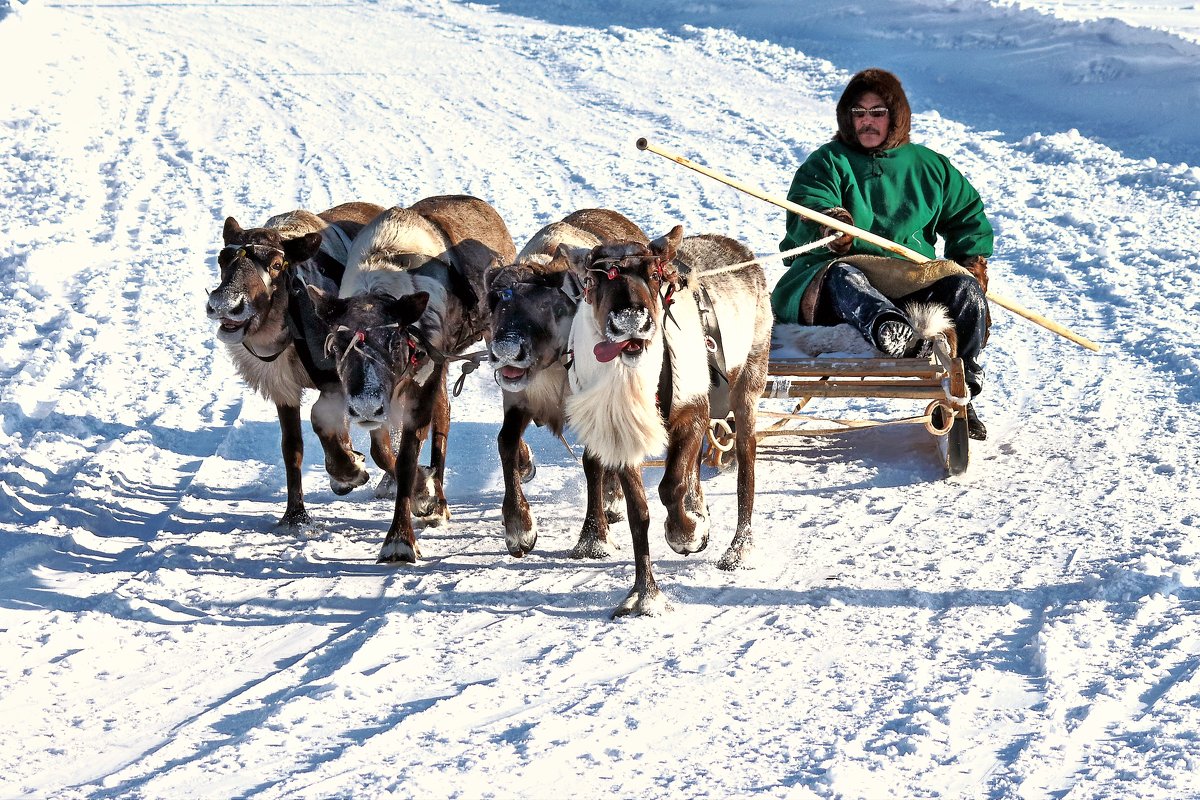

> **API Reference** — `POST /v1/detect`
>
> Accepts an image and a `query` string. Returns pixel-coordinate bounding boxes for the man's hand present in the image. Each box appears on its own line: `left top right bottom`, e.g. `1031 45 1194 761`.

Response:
820 207 855 255
960 255 988 294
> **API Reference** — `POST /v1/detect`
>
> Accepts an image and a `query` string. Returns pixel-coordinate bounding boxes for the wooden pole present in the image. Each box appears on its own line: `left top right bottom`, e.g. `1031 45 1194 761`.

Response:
635 137 1101 352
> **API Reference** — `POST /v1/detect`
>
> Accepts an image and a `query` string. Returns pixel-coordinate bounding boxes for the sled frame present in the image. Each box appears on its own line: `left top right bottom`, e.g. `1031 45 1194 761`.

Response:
704 336 970 476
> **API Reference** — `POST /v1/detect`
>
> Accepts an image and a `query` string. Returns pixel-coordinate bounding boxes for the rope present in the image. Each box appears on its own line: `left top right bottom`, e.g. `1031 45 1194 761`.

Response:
684 234 839 290
451 348 489 397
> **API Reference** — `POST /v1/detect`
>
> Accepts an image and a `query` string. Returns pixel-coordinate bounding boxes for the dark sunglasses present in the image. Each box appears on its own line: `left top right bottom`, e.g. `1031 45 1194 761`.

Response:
850 106 889 119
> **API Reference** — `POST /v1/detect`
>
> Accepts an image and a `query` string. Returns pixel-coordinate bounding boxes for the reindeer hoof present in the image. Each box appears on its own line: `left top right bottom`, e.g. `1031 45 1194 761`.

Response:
377 540 420 563
716 532 753 571
505 523 538 557
374 473 397 500
416 504 450 529
277 507 312 529
330 468 370 496
569 535 619 559
666 507 710 555
611 586 673 618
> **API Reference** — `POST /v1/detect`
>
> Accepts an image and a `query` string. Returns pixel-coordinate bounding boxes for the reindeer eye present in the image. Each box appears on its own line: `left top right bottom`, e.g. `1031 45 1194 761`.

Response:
498 287 513 302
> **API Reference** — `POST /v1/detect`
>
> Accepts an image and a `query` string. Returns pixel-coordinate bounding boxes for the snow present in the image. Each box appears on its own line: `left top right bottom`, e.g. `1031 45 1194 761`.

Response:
1 0 1198 797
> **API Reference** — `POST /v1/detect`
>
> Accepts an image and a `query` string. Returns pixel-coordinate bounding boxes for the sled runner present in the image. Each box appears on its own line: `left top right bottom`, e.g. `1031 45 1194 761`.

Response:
702 330 971 477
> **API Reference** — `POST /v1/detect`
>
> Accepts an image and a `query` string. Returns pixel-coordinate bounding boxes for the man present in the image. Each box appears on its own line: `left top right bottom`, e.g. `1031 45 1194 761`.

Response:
772 68 992 440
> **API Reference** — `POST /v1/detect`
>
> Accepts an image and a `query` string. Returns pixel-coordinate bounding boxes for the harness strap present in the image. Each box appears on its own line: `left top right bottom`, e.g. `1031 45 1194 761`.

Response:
286 272 340 385
242 338 290 363
696 285 733 420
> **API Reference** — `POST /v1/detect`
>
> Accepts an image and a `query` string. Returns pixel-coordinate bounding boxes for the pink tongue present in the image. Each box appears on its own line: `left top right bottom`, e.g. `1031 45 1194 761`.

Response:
501 366 526 379
593 340 627 363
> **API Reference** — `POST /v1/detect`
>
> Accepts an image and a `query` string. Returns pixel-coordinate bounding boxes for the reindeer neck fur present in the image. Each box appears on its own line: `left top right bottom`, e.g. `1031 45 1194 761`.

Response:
506 361 570 435
224 289 309 406
565 301 667 469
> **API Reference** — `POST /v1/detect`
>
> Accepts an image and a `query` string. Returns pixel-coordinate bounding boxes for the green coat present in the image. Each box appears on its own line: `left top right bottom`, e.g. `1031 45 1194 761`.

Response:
772 139 993 324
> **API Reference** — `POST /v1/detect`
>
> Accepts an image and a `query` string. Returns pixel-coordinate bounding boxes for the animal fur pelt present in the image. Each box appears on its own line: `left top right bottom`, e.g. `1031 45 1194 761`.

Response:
772 302 957 359
834 254 972 299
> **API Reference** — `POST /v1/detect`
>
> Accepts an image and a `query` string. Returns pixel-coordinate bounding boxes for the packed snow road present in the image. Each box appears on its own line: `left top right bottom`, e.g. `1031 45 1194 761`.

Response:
1 0 1198 797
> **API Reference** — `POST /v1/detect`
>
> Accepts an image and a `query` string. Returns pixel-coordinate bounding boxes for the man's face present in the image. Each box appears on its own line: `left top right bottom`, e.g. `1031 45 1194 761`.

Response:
852 91 890 150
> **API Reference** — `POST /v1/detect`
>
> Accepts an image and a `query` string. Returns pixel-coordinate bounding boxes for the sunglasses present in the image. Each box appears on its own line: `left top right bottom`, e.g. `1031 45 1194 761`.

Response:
850 106 889 119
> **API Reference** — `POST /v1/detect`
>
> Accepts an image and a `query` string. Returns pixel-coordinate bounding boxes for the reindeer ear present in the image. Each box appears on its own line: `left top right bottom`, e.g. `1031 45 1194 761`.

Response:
557 243 590 277
558 269 584 302
223 217 243 244
386 291 430 326
283 232 323 265
483 259 505 293
306 284 346 322
650 225 684 261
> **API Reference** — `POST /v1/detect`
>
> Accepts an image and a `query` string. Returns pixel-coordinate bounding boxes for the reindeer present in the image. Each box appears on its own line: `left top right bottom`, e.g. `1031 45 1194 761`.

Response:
206 201 394 528
564 226 772 617
485 209 648 559
307 195 517 563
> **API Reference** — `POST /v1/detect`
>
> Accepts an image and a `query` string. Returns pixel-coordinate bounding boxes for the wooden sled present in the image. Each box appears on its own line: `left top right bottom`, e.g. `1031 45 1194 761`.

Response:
703 334 971 477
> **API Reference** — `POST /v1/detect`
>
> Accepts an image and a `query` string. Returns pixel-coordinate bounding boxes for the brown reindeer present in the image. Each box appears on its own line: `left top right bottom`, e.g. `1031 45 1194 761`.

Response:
564 226 772 617
308 195 517 563
206 202 394 528
485 209 647 559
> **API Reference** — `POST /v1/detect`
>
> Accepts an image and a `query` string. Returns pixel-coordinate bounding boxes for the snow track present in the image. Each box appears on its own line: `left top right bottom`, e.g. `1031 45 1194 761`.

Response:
2 0 1199 797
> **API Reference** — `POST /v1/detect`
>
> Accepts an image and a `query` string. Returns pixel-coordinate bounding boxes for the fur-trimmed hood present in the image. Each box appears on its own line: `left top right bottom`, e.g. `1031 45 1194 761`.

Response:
834 68 911 154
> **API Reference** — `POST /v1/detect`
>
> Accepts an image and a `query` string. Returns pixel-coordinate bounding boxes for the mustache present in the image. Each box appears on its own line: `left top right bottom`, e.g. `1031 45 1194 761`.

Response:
857 126 882 136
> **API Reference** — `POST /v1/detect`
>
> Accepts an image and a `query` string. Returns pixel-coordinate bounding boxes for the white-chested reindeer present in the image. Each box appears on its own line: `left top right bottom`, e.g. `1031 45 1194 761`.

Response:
206 202 393 528
564 226 772 617
485 209 647 559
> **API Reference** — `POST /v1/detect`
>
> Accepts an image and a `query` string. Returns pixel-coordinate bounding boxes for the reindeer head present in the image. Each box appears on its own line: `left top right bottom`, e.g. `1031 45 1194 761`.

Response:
206 217 322 343
306 287 432 430
485 249 582 392
569 226 683 367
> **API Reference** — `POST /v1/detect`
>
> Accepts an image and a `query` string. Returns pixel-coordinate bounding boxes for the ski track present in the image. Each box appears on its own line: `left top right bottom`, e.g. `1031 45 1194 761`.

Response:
1 0 1199 797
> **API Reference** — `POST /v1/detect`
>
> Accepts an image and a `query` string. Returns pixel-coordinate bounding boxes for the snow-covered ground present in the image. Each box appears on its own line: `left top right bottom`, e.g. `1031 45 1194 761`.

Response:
1 0 1198 797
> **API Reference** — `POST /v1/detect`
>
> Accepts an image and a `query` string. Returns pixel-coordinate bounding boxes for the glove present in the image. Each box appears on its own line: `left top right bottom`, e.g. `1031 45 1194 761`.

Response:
819 207 854 255
960 255 989 294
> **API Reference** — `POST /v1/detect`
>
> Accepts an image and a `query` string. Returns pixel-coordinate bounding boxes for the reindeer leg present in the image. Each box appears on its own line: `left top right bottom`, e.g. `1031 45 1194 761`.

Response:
612 464 671 618
415 363 451 526
718 366 760 570
660 400 710 555
499 407 537 556
370 425 398 500
379 425 422 564
603 469 625 524
276 403 311 528
571 452 620 559
310 387 369 496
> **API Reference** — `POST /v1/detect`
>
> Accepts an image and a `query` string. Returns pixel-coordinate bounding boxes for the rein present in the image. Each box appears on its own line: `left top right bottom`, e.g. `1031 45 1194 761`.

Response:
678 235 839 291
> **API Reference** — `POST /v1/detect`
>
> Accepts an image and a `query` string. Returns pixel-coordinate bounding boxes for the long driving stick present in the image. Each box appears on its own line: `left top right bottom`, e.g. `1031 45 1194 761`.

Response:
636 137 1100 352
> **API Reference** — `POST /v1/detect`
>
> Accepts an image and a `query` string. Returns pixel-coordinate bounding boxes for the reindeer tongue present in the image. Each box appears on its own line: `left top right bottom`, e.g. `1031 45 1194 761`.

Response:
593 340 627 363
